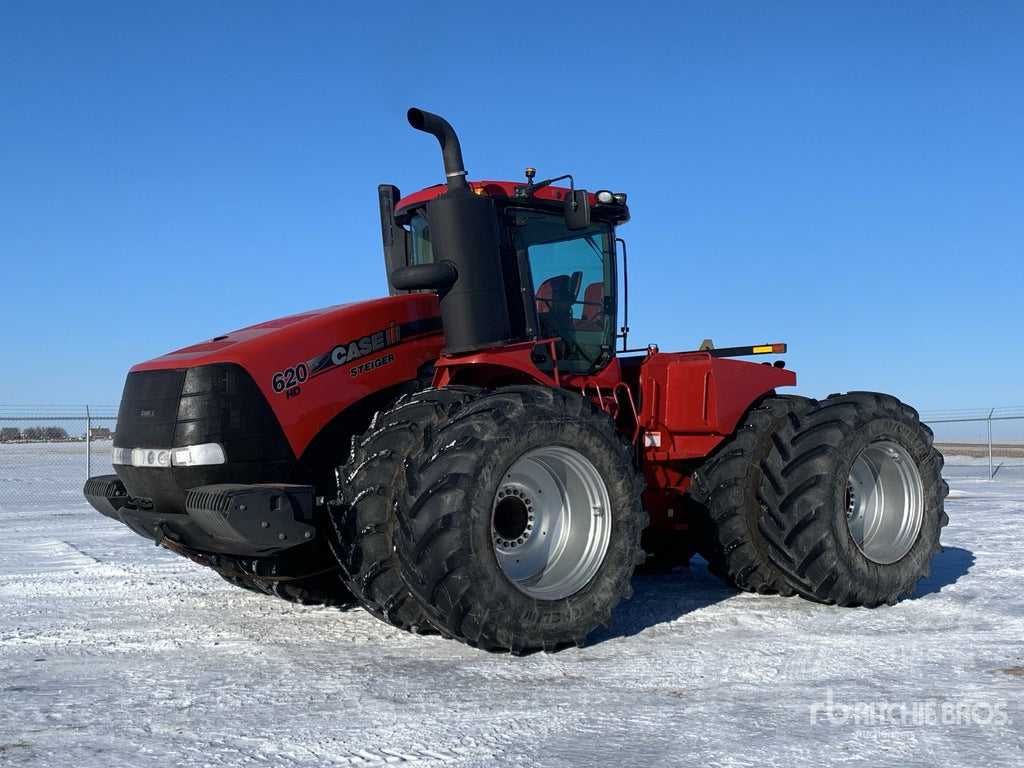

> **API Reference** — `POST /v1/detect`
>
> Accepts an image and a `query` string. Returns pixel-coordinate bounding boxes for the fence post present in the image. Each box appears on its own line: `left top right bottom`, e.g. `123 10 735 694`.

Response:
987 408 994 481
86 404 91 481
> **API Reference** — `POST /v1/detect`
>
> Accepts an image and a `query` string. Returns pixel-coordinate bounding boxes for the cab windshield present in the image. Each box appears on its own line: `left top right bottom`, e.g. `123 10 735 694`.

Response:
510 209 616 375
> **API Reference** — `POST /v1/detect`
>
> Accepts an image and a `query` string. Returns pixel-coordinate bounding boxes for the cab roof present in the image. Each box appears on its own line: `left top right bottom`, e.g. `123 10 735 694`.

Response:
394 180 630 226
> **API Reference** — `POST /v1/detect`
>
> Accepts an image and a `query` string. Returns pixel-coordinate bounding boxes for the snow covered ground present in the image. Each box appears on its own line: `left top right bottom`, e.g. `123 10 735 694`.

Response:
1 446 1021 766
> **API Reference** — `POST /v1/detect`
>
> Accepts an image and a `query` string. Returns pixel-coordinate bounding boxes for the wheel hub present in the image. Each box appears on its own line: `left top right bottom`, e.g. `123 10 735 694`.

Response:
490 445 611 600
845 439 925 564
493 488 535 549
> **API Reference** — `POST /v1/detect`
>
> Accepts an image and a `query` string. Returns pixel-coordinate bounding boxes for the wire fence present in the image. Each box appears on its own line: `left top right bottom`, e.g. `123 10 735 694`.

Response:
1 406 118 507
0 404 1022 507
921 406 1024 480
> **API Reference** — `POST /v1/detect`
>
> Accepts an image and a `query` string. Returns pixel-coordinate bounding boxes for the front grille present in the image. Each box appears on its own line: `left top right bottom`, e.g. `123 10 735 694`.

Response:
112 363 295 515
114 369 186 447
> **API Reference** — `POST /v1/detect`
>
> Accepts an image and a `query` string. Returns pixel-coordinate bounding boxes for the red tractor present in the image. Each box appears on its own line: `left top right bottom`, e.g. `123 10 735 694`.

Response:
85 109 948 652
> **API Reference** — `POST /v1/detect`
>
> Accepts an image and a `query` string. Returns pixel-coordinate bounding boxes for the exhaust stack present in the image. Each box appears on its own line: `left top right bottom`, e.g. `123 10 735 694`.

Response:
407 108 468 191
390 108 513 355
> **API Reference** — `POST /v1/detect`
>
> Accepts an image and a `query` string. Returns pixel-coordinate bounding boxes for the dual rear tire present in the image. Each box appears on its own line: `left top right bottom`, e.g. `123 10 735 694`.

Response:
691 395 813 595
695 391 947 606
758 392 948 606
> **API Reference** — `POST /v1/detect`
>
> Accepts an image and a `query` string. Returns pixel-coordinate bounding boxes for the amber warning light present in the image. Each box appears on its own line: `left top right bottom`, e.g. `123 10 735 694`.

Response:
704 343 788 358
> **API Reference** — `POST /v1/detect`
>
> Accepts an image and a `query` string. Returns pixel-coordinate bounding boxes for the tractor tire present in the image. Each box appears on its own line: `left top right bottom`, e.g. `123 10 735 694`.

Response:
210 551 354 607
691 395 814 595
758 392 948 606
393 386 647 652
329 387 482 632
217 572 269 596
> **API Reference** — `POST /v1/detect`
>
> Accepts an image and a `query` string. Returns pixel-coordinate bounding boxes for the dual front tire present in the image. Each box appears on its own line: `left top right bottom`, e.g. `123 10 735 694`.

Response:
335 385 646 652
328 386 481 631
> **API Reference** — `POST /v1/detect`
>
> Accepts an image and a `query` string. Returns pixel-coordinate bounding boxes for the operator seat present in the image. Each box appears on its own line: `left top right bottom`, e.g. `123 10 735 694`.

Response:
535 272 581 350
576 281 605 330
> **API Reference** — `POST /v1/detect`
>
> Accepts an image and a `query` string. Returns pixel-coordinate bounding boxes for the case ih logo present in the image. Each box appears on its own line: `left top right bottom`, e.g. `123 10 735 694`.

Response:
272 321 421 399
312 316 442 377
325 323 401 368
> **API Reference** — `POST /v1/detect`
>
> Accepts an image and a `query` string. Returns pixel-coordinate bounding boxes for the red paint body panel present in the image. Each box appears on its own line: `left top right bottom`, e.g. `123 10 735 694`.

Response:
638 351 796 460
131 294 444 458
432 341 559 389
632 350 796 532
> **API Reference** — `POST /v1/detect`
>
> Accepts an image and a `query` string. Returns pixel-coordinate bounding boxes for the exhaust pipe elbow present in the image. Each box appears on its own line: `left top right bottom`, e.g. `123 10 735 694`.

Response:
407 108 468 190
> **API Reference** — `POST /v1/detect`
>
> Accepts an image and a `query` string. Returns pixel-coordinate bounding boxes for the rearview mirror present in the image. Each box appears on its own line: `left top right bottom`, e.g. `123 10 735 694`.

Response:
565 189 591 230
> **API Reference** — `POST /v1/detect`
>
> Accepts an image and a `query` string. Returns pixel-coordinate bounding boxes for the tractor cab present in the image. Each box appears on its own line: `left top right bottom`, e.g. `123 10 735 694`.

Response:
386 184 627 378
379 111 630 382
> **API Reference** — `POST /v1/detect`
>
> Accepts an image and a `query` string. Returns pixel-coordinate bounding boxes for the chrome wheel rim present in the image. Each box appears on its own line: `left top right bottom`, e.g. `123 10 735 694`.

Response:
845 439 924 564
492 446 611 599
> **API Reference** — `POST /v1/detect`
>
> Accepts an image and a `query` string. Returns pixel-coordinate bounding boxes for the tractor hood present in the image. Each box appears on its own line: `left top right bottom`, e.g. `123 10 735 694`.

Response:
134 294 436 368
124 293 443 457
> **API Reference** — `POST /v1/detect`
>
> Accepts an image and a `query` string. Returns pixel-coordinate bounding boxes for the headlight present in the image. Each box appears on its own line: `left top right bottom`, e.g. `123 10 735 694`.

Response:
112 443 226 467
171 443 227 467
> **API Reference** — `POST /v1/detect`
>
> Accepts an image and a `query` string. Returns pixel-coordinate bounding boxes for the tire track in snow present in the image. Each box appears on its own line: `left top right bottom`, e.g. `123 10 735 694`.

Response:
0 539 100 575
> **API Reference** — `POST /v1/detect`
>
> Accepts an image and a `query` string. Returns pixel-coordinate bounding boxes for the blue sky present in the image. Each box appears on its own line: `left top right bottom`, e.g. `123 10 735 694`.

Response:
2 1 1022 422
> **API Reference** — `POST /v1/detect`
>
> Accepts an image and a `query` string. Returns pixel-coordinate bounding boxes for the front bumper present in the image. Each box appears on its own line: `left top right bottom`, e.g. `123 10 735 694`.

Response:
84 474 317 557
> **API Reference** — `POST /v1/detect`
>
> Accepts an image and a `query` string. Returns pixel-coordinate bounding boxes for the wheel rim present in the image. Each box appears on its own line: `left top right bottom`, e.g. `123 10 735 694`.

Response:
491 445 611 600
845 439 924 564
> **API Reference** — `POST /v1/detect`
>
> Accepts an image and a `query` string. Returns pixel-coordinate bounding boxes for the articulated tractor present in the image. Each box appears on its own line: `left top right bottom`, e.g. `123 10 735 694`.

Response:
86 109 947 652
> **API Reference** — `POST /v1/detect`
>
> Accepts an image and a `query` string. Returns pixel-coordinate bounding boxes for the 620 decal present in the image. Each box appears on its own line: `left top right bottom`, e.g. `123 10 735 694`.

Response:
271 363 308 393
268 318 441 397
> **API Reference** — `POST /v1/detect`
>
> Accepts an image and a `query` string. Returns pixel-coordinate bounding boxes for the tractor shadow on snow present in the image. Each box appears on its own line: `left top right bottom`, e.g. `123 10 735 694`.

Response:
588 557 738 644
914 545 975 598
589 546 975 645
